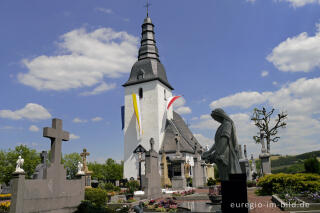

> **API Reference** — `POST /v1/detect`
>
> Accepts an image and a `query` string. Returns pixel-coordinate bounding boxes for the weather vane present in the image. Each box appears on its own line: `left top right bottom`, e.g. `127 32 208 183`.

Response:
145 0 151 17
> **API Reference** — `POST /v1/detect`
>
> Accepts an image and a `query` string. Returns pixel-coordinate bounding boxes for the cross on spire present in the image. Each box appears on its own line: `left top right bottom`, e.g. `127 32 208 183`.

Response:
43 118 69 165
145 0 151 17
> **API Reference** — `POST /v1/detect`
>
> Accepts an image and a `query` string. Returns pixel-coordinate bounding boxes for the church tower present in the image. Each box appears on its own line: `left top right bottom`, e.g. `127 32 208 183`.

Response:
123 16 174 179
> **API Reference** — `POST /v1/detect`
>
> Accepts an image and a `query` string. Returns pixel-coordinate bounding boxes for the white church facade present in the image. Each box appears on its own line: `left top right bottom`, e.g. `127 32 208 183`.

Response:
122 16 204 181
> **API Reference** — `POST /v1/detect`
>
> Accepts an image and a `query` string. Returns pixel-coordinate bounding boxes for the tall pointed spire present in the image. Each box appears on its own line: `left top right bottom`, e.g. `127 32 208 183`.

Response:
123 15 173 90
138 16 159 61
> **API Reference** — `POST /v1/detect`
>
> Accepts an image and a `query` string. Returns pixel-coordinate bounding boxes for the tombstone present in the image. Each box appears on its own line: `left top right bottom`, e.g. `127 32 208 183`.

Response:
80 148 93 188
32 151 48 179
170 134 187 189
250 154 258 180
206 164 215 180
241 145 252 181
160 146 171 188
143 138 162 199
9 118 85 213
259 132 271 175
193 145 204 188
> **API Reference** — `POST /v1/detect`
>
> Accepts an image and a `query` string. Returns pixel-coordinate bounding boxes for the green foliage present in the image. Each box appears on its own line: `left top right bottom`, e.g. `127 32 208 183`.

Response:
304 157 320 174
99 182 119 192
0 145 40 184
85 188 109 207
88 159 123 181
62 152 82 179
75 200 117 213
207 177 216 186
271 151 320 168
272 163 305 174
186 177 192 186
125 180 139 194
213 165 219 180
257 173 320 195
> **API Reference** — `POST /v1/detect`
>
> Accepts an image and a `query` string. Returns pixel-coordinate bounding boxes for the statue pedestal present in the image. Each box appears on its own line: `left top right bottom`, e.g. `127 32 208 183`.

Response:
221 174 248 213
171 157 186 190
259 153 271 175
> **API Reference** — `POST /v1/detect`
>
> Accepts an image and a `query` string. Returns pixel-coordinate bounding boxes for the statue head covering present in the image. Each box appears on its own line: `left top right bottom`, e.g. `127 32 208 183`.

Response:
211 108 240 155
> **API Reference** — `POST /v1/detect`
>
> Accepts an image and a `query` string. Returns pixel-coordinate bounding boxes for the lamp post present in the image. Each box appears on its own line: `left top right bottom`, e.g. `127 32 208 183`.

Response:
133 145 146 190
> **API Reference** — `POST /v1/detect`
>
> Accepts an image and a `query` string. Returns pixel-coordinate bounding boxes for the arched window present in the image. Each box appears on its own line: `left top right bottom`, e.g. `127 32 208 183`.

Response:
137 69 145 80
139 88 143 99
164 90 167 101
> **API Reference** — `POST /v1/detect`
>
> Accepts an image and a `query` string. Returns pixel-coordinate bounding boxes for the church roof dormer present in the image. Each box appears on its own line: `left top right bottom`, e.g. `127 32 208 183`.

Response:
123 16 173 90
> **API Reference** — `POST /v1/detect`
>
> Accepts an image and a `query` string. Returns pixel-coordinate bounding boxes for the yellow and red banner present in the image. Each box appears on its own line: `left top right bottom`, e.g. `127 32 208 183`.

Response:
132 93 142 135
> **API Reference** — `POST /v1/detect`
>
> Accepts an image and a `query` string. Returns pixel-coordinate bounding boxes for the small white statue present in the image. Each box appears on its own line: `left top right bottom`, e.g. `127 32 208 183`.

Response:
15 156 25 174
76 161 85 175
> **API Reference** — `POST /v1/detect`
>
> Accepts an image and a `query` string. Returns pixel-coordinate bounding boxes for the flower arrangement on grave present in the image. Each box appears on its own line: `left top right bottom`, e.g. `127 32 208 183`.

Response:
0 194 11 201
145 198 178 212
172 189 195 197
124 180 139 200
0 201 10 212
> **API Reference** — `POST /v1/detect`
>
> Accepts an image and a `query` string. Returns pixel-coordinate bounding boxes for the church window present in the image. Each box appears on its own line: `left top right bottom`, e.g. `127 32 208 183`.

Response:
164 90 167 101
139 88 143 99
137 69 145 80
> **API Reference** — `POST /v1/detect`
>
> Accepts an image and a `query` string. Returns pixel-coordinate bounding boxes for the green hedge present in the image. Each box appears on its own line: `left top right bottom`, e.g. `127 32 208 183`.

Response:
257 173 320 195
85 188 109 207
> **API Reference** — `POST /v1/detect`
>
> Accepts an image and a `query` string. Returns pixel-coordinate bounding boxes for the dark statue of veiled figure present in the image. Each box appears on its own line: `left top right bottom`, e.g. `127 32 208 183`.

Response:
202 108 242 181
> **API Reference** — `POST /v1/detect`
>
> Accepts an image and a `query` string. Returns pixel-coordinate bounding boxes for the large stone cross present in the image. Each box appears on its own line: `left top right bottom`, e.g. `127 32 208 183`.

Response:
80 148 90 172
43 118 69 165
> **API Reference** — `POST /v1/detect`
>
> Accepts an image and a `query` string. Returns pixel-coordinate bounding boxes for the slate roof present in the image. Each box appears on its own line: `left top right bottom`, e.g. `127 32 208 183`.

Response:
123 16 173 90
161 111 202 154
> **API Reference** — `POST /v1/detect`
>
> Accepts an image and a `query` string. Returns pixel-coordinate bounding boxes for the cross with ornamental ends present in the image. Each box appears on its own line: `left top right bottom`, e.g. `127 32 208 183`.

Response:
43 118 69 165
80 148 90 172
145 0 151 17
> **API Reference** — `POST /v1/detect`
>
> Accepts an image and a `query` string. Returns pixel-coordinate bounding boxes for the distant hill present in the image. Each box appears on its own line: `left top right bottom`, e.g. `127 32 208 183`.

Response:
270 150 320 174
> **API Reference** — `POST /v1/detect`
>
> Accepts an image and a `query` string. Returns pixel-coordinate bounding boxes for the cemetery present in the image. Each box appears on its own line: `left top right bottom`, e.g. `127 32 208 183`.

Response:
1 1 320 213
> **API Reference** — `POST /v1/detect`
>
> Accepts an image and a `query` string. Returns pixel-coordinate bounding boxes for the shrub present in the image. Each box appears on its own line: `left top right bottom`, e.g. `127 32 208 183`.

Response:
125 180 139 194
85 188 109 207
257 173 320 195
247 180 256 187
207 178 216 186
0 201 10 213
304 157 320 174
102 182 115 192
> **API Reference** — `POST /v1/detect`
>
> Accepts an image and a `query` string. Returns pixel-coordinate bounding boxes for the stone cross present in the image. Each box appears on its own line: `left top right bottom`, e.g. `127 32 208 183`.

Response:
43 118 69 165
238 144 243 159
175 133 181 156
260 131 267 154
80 148 90 172
150 138 154 151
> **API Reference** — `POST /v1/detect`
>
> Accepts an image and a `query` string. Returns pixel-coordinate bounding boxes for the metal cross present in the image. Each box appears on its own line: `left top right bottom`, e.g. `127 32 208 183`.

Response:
43 118 69 165
145 0 151 17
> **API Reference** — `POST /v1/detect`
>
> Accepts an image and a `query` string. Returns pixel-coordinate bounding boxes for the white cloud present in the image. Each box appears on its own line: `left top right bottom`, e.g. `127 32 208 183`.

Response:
0 103 51 121
194 133 213 147
272 81 278 85
80 82 116 96
267 24 320 72
95 7 113 14
73 118 87 123
18 27 138 91
173 96 192 114
261 70 269 77
70 133 80 140
246 0 256 3
175 106 192 114
278 0 320 7
91 117 103 122
210 91 270 109
29 125 39 132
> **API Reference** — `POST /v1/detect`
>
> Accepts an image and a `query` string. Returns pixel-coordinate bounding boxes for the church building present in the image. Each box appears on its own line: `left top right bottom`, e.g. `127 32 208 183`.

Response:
123 15 203 181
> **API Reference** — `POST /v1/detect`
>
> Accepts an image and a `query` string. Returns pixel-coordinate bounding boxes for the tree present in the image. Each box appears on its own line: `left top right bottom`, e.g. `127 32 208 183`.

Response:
88 162 106 181
0 145 40 184
251 107 287 153
304 157 320 174
62 152 82 179
104 158 123 181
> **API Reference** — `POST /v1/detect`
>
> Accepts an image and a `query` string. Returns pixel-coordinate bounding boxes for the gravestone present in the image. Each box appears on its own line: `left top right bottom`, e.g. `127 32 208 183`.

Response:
193 145 204 188
160 147 171 188
32 151 48 179
206 164 215 180
259 132 271 175
9 118 85 213
250 154 257 180
143 138 162 199
243 145 252 181
170 135 186 189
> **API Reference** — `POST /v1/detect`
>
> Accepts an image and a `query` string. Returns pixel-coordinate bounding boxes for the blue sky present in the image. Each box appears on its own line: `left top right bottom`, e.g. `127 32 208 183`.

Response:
1 0 320 162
